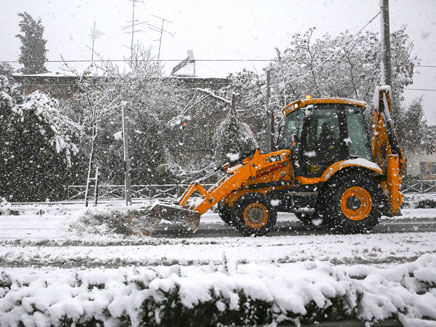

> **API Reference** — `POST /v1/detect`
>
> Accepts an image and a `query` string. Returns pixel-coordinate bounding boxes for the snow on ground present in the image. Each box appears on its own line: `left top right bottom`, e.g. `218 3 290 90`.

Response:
0 194 435 325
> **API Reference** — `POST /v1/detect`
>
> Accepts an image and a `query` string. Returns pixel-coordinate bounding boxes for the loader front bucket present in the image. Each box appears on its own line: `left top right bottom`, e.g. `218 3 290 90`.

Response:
150 204 201 231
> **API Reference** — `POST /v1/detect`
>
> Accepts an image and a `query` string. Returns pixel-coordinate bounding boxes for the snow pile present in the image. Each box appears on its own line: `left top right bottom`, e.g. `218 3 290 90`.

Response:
69 205 159 236
69 209 137 236
0 254 435 326
0 198 16 216
403 193 436 209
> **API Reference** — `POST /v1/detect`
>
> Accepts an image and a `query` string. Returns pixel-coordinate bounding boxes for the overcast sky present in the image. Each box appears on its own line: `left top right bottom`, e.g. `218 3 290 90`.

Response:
1 0 435 123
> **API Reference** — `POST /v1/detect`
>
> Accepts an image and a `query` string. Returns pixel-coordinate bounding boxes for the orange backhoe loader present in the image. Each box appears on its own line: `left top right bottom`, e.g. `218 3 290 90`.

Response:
148 85 404 236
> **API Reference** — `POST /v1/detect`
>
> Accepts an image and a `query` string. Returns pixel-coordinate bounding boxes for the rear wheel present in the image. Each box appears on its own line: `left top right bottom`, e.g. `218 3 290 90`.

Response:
217 201 232 226
231 192 277 236
319 172 383 233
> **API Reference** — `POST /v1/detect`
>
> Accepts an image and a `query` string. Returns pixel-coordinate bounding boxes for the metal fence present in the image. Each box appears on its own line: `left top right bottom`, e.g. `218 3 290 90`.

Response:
401 179 436 193
67 184 214 201
68 180 436 201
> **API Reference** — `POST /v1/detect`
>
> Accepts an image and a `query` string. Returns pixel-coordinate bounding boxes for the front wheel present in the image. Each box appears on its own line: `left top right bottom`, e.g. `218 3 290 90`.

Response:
217 200 233 226
231 192 277 236
319 172 384 234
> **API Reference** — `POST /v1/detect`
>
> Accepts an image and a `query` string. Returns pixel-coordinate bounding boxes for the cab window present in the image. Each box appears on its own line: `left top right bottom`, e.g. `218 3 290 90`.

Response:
345 106 372 161
281 109 304 149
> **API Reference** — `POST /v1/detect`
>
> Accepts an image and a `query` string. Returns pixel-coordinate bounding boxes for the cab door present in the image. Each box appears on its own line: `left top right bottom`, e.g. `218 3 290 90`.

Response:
299 104 348 178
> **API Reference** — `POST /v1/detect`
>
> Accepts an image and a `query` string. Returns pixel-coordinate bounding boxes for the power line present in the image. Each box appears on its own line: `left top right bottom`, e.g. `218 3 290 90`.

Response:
405 88 436 92
1 59 274 63
2 59 436 67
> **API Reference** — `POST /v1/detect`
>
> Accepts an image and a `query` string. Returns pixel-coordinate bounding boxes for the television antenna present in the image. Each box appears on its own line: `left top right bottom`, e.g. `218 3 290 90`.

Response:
147 14 174 61
123 0 146 65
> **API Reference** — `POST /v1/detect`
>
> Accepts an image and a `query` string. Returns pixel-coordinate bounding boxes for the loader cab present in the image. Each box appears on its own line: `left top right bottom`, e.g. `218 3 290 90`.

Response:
281 98 372 178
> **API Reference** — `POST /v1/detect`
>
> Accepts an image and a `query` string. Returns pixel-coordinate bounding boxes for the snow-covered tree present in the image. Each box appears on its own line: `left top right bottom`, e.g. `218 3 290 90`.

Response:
263 27 428 151
212 106 258 165
220 70 268 149
396 98 434 153
218 27 428 156
0 75 79 201
62 45 190 185
0 62 14 78
16 12 48 74
268 27 417 110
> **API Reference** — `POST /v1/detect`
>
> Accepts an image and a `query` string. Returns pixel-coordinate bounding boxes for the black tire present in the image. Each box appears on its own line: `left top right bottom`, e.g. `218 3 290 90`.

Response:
217 200 233 226
231 192 277 236
319 172 383 234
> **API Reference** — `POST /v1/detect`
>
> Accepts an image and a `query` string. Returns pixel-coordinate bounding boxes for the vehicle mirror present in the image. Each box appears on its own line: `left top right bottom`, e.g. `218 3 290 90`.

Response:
304 105 314 117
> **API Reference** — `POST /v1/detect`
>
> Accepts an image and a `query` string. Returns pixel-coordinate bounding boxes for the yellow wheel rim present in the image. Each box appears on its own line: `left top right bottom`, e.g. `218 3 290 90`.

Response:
340 186 372 221
243 203 269 229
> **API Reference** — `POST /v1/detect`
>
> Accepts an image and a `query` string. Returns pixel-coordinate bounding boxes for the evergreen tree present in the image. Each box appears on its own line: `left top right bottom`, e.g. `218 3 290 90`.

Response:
16 12 48 74
0 76 79 201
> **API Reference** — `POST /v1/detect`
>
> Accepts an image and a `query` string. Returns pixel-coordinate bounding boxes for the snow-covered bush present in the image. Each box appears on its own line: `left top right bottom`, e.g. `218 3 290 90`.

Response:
0 75 79 201
0 254 435 326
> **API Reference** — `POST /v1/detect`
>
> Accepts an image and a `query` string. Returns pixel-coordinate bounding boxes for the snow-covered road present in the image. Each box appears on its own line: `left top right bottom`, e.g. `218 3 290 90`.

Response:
0 200 435 268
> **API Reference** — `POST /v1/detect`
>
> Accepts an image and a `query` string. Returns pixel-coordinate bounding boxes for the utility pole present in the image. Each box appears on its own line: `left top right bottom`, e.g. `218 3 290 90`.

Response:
380 0 392 86
266 70 274 151
130 0 136 58
122 103 132 206
84 105 98 207
264 70 273 152
88 22 103 64
91 22 96 63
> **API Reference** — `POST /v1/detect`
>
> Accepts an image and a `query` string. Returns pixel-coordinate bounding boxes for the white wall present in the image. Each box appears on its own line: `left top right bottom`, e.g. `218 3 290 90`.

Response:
405 150 436 178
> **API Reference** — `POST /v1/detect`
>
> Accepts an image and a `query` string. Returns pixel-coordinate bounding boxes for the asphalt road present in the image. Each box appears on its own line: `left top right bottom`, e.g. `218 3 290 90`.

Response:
151 217 436 238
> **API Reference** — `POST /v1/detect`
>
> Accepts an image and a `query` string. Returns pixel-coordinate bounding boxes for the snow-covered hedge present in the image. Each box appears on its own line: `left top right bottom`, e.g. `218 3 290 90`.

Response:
0 255 435 326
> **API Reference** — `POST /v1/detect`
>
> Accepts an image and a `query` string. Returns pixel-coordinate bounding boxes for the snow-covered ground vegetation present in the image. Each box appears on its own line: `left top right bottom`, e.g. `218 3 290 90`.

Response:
0 194 435 326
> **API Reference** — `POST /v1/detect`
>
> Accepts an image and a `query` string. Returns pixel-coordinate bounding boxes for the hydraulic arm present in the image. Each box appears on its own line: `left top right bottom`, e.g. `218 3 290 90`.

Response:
372 86 405 215
150 149 292 230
